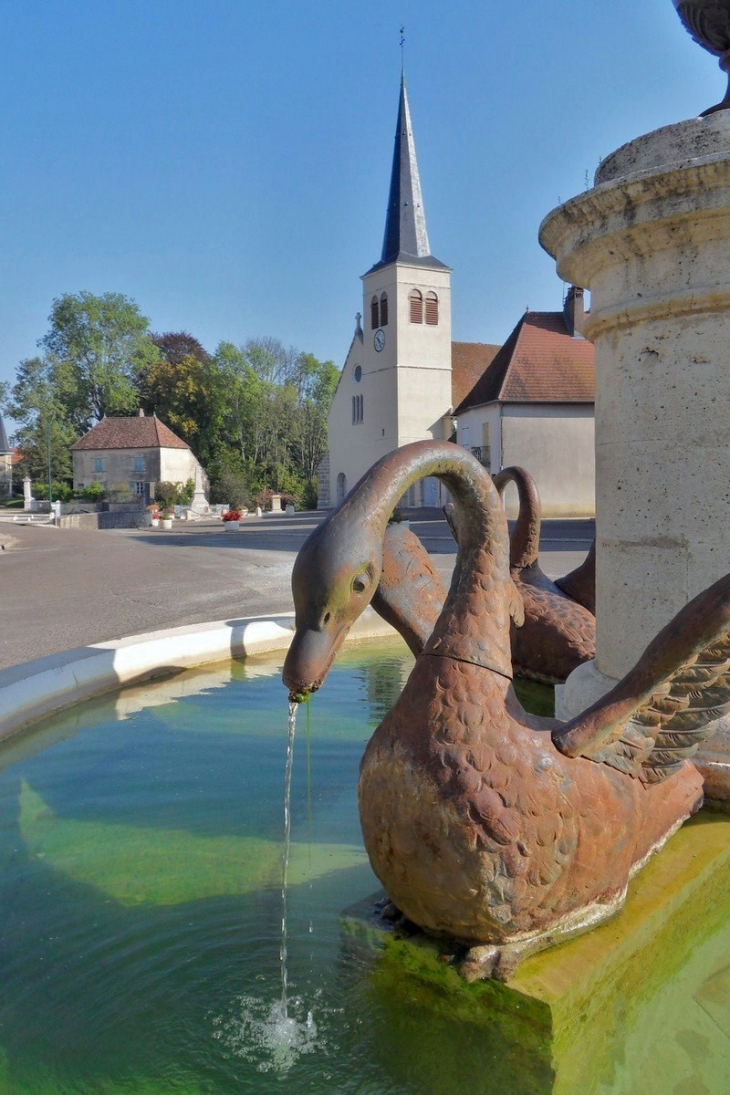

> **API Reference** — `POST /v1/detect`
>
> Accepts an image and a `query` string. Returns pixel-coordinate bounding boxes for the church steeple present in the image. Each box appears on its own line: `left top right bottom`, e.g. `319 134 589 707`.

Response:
374 76 447 271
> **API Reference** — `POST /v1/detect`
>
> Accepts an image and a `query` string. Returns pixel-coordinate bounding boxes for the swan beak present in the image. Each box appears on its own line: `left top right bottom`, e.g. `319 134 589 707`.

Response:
283 623 348 700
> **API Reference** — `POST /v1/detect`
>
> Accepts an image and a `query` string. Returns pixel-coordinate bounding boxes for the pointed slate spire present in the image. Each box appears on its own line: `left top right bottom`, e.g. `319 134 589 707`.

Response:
381 74 431 262
368 76 447 274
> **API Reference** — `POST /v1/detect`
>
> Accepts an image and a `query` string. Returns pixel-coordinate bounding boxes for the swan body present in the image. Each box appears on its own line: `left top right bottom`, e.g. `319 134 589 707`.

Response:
284 441 730 977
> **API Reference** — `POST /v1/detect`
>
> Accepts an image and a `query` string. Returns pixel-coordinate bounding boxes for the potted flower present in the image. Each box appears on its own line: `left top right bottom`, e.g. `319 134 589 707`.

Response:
161 508 174 530
221 509 242 531
147 504 160 528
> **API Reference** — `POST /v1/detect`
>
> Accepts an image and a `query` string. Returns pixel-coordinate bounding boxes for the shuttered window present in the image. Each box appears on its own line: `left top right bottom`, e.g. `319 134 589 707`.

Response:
380 292 388 326
370 296 379 329
409 289 423 324
352 394 364 424
425 292 439 325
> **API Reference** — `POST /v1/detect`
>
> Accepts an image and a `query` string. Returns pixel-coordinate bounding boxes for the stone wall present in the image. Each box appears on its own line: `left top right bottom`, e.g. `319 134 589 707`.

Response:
58 509 148 530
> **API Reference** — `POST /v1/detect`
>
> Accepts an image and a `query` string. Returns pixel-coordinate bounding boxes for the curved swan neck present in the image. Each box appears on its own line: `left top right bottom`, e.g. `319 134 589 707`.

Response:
340 441 514 678
493 467 541 570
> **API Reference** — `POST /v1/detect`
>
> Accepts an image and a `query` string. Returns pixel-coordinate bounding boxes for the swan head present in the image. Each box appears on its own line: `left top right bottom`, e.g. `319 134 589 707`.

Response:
283 513 384 700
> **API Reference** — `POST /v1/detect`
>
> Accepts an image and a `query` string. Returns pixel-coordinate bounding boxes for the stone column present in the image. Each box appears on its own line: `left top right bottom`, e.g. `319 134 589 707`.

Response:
539 114 730 793
23 476 33 510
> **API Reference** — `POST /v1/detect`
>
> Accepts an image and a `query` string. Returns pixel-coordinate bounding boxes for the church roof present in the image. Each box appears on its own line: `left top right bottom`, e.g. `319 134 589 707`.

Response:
365 76 449 276
71 414 190 451
451 342 501 409
0 415 9 454
453 312 595 413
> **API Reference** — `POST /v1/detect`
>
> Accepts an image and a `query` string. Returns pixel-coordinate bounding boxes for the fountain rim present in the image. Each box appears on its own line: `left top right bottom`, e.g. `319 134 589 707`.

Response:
0 607 398 743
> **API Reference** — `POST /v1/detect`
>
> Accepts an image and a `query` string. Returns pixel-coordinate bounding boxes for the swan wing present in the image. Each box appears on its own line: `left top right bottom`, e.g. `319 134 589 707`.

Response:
552 572 730 783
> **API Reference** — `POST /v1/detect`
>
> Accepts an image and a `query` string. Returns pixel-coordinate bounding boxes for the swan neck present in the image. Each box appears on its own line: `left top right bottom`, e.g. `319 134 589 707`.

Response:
494 467 541 569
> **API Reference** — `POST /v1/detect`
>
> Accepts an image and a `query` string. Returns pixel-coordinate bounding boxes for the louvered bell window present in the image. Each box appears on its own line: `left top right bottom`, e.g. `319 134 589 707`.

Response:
425 292 439 326
380 292 388 326
371 296 379 329
409 289 423 324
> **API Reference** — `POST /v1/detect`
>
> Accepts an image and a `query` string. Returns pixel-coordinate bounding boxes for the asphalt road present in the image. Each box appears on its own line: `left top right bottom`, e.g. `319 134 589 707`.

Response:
0 509 594 671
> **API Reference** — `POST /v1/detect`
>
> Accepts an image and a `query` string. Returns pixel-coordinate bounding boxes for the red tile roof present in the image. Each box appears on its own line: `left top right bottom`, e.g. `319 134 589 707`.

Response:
451 342 501 409
71 415 190 451
453 312 595 414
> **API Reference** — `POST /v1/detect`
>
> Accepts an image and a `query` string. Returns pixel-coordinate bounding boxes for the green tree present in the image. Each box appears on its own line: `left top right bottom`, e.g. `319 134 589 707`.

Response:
289 355 338 486
242 336 300 386
137 351 228 464
212 341 266 464
5 357 75 489
40 291 157 427
136 332 230 465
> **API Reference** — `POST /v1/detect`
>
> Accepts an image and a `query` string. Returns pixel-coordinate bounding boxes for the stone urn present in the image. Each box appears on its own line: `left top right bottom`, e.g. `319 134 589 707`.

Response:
673 0 730 113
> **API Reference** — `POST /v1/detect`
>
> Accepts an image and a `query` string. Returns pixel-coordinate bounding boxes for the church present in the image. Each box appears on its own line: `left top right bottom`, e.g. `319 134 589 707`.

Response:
321 77 595 517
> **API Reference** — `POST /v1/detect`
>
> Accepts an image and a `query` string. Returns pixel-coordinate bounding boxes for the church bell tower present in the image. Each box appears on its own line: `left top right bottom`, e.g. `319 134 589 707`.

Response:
325 76 453 507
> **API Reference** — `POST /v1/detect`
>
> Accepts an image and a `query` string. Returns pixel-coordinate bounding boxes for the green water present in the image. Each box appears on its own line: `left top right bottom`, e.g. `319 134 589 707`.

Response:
0 645 729 1093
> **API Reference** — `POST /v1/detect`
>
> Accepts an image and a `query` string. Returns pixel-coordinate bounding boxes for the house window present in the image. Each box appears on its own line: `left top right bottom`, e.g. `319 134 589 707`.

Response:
134 456 145 472
409 289 423 323
130 481 146 496
352 394 364 424
371 295 379 329
379 292 389 326
425 292 439 325
94 458 105 472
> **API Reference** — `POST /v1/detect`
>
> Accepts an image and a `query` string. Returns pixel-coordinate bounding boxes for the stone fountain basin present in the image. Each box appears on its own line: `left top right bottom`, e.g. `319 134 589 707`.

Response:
0 606 397 742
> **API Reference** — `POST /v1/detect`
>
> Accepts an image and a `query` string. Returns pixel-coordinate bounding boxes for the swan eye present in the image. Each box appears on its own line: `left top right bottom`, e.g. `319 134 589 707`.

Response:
352 573 368 594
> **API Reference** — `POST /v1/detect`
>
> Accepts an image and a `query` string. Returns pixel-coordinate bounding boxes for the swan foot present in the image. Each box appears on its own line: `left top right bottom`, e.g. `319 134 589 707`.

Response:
459 888 629 983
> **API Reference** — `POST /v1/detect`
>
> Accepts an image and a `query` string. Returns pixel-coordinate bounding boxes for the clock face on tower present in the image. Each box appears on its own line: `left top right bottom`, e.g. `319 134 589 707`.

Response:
374 329 385 352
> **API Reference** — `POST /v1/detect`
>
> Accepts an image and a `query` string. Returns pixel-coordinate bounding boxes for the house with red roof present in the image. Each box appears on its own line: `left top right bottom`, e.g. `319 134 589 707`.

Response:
71 410 208 503
453 289 595 517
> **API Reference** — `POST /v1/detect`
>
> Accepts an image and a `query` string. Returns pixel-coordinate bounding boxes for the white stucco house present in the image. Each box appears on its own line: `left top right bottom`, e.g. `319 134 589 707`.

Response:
453 289 595 518
71 411 208 502
322 77 595 517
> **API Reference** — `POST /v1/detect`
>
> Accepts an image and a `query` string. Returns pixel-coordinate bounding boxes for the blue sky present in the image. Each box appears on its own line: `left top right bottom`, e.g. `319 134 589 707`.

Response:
0 0 720 421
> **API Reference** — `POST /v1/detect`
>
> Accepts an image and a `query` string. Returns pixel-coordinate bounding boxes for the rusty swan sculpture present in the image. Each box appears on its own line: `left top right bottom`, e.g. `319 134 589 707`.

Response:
491 466 596 682
283 441 730 979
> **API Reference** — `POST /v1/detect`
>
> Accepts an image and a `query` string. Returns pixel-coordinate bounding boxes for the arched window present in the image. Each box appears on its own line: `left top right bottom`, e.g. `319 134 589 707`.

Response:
379 292 389 327
336 472 347 504
409 288 423 324
370 295 379 329
425 292 439 326
352 394 363 424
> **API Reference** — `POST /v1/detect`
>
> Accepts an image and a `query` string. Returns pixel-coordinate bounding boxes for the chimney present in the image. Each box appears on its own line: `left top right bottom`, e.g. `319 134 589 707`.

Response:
563 286 585 337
